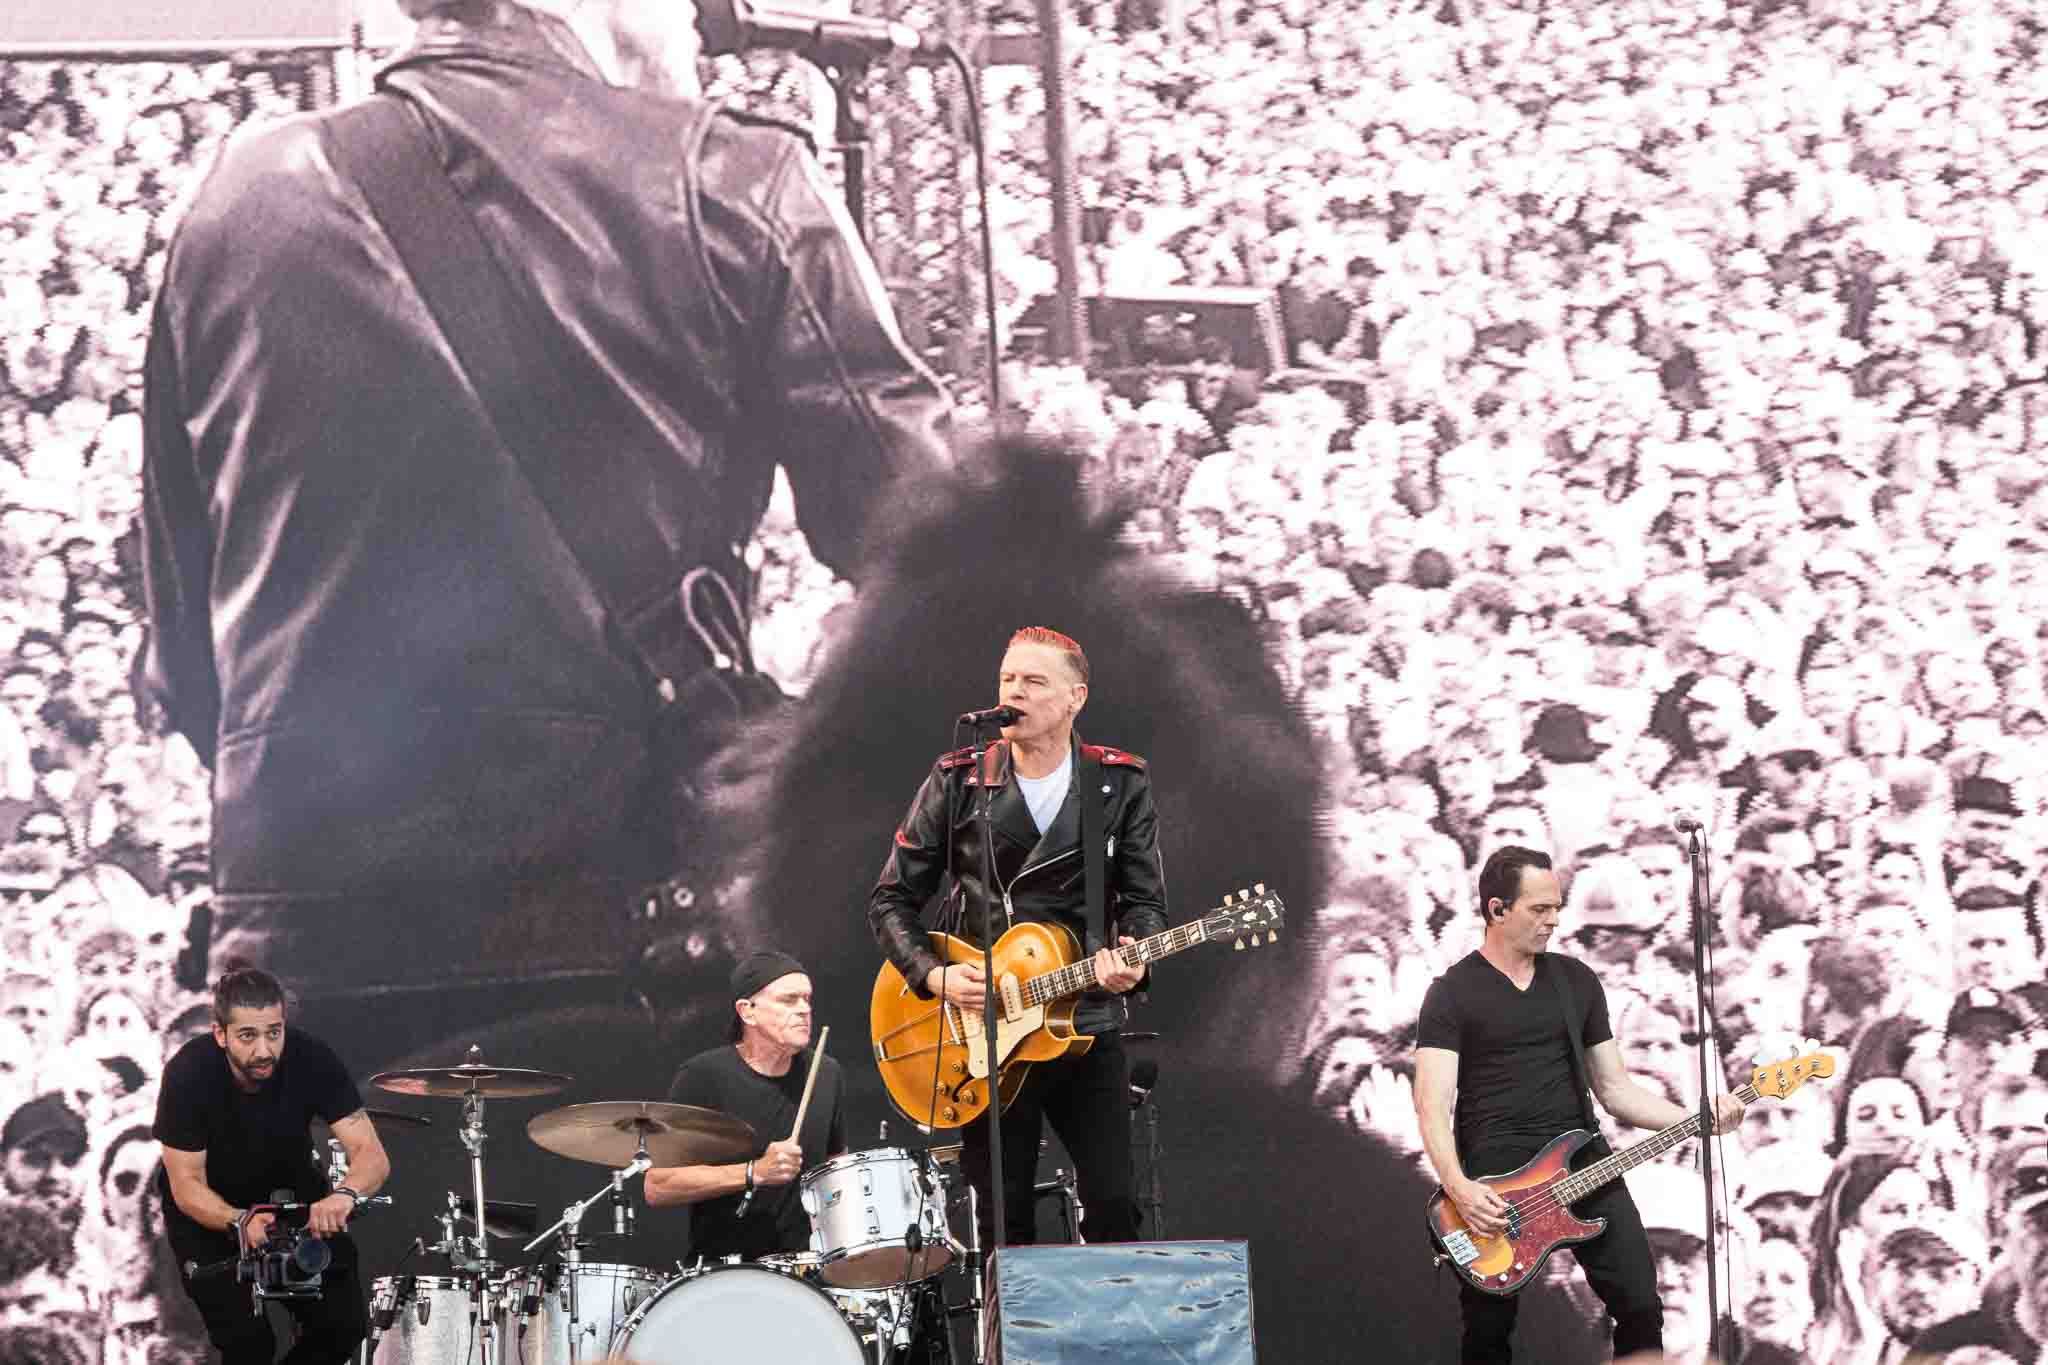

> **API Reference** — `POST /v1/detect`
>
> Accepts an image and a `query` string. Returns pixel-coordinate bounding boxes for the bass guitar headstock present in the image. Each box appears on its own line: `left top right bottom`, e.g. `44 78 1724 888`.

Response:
1748 1051 1835 1100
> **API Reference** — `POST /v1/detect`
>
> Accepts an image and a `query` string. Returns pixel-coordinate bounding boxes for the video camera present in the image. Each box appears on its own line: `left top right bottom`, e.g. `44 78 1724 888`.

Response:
185 1190 390 1313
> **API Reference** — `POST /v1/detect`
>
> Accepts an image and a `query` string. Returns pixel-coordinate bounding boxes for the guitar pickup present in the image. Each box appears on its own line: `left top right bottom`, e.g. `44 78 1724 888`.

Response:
1440 1230 1480 1266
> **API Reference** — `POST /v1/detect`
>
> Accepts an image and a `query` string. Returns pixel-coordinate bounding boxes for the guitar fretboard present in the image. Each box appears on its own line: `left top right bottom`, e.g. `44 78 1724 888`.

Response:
1550 1082 1763 1205
1021 920 1211 1007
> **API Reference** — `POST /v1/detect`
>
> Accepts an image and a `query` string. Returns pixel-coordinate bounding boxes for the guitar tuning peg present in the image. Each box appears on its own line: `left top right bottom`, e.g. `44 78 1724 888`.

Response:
1254 882 1266 895
1266 931 1278 945
1222 892 1236 904
1237 887 1251 900
1234 940 1246 951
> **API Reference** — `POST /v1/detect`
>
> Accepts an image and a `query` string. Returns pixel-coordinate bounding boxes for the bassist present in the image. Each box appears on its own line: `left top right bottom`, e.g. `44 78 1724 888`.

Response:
1411 846 1744 1364
866 627 1166 1248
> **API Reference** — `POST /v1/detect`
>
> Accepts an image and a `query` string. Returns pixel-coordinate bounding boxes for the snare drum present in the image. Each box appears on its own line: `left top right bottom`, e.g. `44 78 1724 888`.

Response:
511 1261 664 1365
369 1275 509 1365
609 1264 865 1364
802 1147 953 1288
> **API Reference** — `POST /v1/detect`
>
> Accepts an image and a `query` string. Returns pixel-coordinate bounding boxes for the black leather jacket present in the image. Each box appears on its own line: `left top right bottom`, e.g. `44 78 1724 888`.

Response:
866 736 1169 1009
140 2 949 984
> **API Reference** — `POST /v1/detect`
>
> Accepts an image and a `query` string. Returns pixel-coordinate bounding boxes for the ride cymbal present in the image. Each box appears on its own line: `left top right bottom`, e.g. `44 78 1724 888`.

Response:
368 1062 573 1100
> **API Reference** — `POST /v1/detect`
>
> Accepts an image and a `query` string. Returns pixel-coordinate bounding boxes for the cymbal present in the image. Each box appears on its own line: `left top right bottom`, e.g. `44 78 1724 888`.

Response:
527 1101 755 1168
453 1196 539 1239
368 1063 573 1100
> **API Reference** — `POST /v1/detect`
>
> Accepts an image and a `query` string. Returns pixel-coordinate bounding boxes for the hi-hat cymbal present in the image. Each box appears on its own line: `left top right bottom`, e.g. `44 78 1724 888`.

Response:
527 1101 755 1168
453 1196 540 1240
369 1063 573 1100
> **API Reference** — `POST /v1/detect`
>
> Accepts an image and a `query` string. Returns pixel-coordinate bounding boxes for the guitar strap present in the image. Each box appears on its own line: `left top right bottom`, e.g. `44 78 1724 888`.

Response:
1078 743 1107 953
1546 955 1600 1133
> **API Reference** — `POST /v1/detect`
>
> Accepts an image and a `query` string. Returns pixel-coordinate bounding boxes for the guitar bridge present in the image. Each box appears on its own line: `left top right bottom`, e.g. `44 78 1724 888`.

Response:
1440 1230 1480 1267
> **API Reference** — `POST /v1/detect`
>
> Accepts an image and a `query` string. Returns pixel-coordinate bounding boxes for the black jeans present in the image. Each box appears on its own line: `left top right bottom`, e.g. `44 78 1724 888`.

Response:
1456 1139 1661 1364
961 1031 1138 1250
181 1233 367 1365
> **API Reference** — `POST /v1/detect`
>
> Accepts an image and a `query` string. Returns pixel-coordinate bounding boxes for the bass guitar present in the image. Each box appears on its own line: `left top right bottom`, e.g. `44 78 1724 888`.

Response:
1425 1050 1835 1295
870 885 1283 1129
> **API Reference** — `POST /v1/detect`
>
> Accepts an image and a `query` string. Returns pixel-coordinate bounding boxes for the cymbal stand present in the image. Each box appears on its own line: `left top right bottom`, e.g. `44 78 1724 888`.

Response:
523 1149 653 1365
456 1077 498 1365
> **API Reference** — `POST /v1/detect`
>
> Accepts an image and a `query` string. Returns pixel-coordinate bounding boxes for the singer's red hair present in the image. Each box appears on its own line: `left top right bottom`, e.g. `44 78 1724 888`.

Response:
1008 626 1089 684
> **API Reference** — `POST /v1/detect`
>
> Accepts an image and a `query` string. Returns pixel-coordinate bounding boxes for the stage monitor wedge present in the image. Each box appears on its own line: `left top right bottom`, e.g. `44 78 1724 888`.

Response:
988 1239 1256 1364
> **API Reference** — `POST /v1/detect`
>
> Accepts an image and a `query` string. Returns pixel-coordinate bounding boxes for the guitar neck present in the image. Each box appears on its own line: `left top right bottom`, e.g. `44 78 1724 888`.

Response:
1021 921 1211 1007
1549 1082 1762 1204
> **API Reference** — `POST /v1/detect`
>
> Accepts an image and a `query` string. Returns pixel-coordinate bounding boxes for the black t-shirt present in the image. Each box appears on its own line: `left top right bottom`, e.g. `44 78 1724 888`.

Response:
151 1027 363 1262
666 1044 846 1261
1414 951 1611 1167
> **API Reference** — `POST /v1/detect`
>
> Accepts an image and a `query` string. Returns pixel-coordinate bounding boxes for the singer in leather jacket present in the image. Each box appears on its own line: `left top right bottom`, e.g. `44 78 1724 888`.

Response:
140 0 951 999
865 628 1168 1248
867 736 1169 1030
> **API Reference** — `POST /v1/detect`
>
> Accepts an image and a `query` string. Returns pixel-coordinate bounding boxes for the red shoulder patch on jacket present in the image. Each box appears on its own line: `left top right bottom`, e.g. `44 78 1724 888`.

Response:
937 745 979 771
1082 743 1147 770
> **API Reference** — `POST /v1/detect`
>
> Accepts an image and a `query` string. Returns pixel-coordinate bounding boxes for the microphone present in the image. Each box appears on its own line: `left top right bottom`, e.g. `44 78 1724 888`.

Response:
1673 815 1705 834
611 1173 632 1237
958 705 1021 727
1129 1058 1160 1106
519 1270 543 1325
696 0 946 66
375 1274 416 1333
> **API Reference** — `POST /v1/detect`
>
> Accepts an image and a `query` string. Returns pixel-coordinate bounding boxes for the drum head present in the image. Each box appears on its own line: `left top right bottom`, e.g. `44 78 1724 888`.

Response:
613 1265 866 1364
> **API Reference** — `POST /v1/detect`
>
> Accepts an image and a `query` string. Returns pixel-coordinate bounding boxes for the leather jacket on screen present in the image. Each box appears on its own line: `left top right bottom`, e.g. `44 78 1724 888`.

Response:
866 736 1169 1001
140 2 950 964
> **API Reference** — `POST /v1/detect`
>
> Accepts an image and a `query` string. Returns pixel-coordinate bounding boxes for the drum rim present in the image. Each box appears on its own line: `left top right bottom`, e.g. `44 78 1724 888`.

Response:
803 1146 921 1181
552 1261 667 1280
818 1238 955 1265
369 1274 475 1292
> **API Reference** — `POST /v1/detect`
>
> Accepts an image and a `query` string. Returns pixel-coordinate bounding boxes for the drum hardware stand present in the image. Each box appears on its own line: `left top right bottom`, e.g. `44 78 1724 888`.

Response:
964 1184 986 1365
524 1148 653 1364
1130 1063 1166 1238
452 1051 500 1365
1031 1167 1085 1244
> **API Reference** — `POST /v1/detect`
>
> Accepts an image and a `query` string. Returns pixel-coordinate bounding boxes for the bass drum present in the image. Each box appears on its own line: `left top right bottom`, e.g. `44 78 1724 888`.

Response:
609 1264 866 1364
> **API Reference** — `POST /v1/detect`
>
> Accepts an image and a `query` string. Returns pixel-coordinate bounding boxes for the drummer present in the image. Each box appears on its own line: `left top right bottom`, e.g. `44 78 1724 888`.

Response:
647 950 847 1262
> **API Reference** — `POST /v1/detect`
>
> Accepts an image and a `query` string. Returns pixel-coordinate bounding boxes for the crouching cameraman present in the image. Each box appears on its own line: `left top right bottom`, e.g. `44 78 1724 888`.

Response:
153 963 389 1363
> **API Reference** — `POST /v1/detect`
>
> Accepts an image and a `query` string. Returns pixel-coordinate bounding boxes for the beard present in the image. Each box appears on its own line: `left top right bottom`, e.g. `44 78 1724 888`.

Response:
228 1053 278 1088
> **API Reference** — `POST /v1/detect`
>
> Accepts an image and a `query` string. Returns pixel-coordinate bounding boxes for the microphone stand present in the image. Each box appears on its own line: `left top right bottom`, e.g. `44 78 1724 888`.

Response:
1680 819 1721 1359
808 58 872 240
969 717 1009 1276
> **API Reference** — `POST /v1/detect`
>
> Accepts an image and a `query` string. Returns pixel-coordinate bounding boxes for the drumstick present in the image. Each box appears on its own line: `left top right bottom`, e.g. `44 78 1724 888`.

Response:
788 1025 830 1141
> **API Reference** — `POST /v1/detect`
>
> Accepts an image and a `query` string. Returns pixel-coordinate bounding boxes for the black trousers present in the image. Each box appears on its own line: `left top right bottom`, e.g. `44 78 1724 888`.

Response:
1456 1139 1662 1364
180 1234 367 1365
961 1031 1138 1250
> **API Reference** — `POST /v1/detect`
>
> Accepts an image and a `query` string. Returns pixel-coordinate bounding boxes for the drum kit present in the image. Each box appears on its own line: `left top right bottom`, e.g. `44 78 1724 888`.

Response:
358 1048 977 1365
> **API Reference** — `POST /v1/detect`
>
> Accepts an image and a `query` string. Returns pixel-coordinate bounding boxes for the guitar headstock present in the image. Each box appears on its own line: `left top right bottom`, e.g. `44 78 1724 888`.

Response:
1202 884 1285 951
1748 1051 1836 1100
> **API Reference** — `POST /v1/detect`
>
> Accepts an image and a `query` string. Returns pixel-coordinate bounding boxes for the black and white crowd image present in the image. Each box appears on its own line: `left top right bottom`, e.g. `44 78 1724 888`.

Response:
1 0 2045 1358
